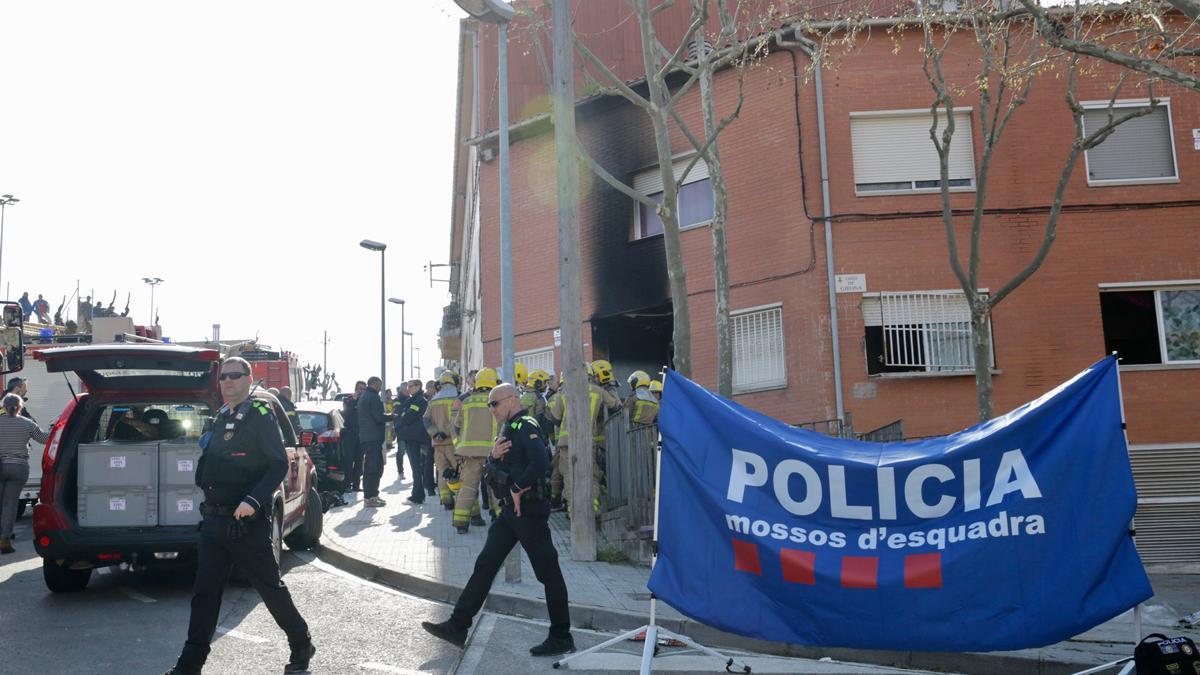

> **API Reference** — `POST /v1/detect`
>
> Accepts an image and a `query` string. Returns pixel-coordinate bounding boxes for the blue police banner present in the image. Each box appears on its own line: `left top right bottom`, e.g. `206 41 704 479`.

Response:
647 356 1153 652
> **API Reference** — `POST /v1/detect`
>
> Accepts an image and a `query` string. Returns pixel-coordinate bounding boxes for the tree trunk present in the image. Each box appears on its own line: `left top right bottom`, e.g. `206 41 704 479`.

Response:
653 112 693 378
972 305 995 422
552 0 596 560
698 40 732 397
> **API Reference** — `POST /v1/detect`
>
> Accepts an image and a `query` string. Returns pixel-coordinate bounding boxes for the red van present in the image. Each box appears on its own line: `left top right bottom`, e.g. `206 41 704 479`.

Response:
32 345 323 592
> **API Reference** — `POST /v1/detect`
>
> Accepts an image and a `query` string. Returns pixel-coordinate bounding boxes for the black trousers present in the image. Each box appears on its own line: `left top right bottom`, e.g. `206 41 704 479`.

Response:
450 508 570 637
361 440 384 499
178 515 309 668
423 444 436 496
344 430 361 489
401 440 425 501
394 432 406 476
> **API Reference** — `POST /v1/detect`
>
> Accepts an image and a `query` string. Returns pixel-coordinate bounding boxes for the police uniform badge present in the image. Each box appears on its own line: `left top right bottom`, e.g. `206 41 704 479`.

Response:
223 431 235 441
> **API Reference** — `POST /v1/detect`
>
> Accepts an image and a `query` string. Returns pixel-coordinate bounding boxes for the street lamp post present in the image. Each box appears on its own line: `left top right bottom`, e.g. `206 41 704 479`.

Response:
403 331 414 381
414 346 421 380
454 0 515 382
389 298 406 385
361 240 388 387
0 194 20 296
141 277 164 327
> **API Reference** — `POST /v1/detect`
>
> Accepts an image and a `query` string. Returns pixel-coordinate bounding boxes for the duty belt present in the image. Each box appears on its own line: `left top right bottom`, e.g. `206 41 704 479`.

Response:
199 503 238 517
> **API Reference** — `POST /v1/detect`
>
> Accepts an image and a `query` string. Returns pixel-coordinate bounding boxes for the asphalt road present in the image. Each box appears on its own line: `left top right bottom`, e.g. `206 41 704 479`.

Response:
0 516 948 674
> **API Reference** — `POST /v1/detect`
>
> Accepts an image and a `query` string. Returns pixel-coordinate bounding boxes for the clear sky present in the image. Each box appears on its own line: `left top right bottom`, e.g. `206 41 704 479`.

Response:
0 0 465 394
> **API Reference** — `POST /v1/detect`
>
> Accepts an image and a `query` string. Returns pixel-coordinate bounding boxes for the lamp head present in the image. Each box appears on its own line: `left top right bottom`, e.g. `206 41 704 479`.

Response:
360 239 387 252
453 0 514 23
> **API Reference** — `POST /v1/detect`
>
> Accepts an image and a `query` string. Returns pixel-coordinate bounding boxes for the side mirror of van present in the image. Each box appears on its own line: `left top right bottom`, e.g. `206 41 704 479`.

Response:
1 303 23 374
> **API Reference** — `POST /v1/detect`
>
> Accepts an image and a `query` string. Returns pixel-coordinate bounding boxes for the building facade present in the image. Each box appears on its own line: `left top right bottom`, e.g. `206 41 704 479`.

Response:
443 2 1200 567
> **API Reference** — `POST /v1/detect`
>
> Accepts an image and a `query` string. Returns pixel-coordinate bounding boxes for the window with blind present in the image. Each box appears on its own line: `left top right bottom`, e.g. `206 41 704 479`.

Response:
732 305 787 393
516 347 556 376
1081 101 1177 185
632 156 714 240
850 109 975 195
862 290 993 374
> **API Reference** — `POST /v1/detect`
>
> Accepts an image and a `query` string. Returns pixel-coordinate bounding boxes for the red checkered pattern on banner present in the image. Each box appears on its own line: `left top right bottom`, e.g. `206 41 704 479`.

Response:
904 552 943 589
780 549 816 585
841 556 879 588
732 539 762 575
731 540 943 589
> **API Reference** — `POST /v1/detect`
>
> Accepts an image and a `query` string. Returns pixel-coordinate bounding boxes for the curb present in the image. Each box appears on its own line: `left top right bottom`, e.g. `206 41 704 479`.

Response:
315 535 1117 675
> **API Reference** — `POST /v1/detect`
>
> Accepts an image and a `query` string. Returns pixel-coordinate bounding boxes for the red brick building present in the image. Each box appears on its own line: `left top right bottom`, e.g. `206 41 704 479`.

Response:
442 3 1199 567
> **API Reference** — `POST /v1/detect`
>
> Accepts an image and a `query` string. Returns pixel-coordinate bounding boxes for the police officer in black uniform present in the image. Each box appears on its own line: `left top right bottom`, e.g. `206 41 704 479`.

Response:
165 357 315 675
422 383 574 657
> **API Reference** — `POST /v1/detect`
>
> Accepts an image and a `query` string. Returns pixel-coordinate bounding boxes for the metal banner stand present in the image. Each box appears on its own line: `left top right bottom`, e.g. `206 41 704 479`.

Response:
1069 355 1143 675
554 379 751 674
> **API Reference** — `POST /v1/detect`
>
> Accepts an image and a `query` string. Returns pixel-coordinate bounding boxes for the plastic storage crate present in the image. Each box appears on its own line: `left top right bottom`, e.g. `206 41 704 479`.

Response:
77 487 157 527
158 442 204 526
159 487 202 526
78 442 157 489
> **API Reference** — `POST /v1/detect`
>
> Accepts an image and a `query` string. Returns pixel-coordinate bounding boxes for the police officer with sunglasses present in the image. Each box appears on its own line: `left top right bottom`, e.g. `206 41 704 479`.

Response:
166 357 315 675
422 382 574 657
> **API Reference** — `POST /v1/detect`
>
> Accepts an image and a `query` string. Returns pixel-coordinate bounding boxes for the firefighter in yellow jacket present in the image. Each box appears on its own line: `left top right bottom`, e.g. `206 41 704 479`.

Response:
623 370 660 427
450 367 498 533
546 361 619 513
422 371 461 510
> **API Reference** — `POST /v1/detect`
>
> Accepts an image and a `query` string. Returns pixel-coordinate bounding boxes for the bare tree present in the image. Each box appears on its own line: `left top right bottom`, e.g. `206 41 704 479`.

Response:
1015 0 1200 93
568 0 765 382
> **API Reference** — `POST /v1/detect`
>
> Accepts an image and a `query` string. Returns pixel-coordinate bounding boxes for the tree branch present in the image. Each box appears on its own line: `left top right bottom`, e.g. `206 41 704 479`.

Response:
576 141 660 209
574 37 653 108
1016 0 1200 92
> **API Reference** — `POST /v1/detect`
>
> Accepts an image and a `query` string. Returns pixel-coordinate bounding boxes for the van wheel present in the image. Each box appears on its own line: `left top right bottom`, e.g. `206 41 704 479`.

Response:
43 559 91 593
285 487 323 551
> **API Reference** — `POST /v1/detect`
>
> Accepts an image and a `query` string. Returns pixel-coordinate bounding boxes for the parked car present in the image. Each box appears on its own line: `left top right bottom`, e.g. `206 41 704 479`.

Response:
31 345 323 592
296 403 347 493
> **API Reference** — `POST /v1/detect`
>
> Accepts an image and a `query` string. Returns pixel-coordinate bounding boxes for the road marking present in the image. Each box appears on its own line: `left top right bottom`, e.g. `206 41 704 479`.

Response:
215 627 269 644
454 613 496 675
357 664 426 674
0 555 42 584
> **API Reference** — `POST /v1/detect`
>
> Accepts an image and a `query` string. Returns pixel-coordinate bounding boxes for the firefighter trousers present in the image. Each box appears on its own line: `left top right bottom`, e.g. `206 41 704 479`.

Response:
559 443 602 511
433 441 456 505
452 455 486 527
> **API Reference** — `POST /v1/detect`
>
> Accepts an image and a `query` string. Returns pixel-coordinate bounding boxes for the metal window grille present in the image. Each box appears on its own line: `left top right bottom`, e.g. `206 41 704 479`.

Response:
878 291 983 372
732 306 786 392
517 347 555 376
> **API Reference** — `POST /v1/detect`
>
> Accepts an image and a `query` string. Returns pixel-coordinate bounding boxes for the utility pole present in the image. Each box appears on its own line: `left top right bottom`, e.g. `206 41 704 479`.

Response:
552 0 596 561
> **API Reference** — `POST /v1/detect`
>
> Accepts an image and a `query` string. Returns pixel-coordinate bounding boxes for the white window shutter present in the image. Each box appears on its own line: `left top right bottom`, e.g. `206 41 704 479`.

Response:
851 111 974 185
1082 106 1175 181
517 347 555 376
633 156 710 195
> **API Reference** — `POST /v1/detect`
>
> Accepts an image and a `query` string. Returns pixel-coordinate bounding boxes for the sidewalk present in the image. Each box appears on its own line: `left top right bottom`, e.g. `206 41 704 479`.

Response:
317 449 1198 675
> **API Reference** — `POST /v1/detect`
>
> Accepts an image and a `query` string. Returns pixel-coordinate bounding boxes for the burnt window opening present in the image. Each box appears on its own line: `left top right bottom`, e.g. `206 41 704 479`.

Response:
1100 288 1200 365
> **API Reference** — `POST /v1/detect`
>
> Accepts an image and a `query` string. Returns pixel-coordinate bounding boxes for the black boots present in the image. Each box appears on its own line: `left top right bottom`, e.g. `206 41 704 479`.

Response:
421 620 468 647
284 642 316 673
530 633 576 656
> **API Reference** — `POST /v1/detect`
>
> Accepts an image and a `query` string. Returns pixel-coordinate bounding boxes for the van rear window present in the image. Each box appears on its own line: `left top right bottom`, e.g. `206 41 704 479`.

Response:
87 403 215 443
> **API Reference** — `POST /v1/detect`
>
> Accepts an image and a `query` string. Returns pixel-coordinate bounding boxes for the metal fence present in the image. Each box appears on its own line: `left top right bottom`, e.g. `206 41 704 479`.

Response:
601 408 658 532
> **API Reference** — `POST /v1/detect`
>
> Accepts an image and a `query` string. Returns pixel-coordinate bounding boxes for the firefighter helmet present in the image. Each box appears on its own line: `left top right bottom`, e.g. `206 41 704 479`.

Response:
438 370 459 387
474 367 499 391
528 369 551 391
649 380 663 394
627 370 651 390
443 462 463 493
513 361 528 386
592 359 615 385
